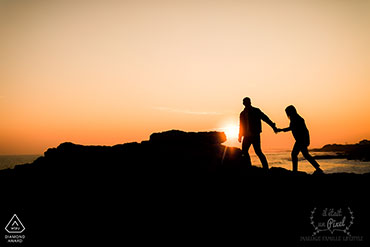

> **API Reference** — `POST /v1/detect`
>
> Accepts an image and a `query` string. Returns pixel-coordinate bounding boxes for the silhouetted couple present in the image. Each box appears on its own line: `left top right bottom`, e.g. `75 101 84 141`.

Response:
238 97 323 174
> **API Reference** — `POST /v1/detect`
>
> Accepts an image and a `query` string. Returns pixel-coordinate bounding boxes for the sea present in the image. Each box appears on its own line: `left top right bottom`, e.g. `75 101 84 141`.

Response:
0 155 40 170
1 152 370 174
251 151 370 174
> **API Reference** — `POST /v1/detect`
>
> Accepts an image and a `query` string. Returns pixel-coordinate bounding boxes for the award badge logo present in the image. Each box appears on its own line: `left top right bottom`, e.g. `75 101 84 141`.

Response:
5 214 25 234
4 214 26 244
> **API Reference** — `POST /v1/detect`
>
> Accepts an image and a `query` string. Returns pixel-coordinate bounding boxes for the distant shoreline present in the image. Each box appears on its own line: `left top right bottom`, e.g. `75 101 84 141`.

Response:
311 139 370 161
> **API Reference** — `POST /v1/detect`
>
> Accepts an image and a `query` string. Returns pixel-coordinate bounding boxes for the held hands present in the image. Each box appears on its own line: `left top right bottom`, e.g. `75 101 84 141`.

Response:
275 128 284 133
272 123 284 134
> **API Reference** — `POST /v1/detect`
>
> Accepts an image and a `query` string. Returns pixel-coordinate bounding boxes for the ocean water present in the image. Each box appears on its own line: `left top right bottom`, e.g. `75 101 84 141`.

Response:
251 151 370 174
1 152 370 174
0 155 40 170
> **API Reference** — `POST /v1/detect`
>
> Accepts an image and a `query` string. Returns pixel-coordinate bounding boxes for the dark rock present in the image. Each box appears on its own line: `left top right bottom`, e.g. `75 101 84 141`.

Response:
312 139 370 161
149 129 226 145
3 131 370 181
1 130 370 246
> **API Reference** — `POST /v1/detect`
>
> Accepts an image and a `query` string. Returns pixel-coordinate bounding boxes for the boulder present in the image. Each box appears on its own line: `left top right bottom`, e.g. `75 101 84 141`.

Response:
149 130 226 145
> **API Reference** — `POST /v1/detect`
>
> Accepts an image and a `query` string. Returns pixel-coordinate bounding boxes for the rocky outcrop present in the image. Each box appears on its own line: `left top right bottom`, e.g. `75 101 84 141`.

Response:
1 130 369 246
149 129 226 145
312 139 370 161
0 130 230 181
2 131 370 181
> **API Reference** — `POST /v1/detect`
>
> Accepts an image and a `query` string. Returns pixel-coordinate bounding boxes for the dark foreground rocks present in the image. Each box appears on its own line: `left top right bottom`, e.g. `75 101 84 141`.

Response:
0 130 369 246
3 130 369 180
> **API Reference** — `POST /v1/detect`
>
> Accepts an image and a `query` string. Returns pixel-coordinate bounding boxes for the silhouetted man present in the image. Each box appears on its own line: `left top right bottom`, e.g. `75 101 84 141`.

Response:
277 105 323 174
238 97 277 170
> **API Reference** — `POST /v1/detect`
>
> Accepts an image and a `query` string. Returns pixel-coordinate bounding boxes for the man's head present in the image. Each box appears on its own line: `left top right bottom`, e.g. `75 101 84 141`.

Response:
243 97 251 107
285 105 297 118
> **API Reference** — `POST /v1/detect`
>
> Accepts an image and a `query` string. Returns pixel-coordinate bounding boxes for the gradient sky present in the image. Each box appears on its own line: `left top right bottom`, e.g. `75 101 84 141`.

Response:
1 0 370 154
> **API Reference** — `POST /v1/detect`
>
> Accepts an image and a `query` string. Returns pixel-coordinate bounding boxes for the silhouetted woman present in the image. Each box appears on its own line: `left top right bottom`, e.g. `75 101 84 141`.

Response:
277 105 323 174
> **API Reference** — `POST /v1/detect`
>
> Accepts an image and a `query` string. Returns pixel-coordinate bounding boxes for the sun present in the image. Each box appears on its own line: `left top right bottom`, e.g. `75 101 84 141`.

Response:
223 125 239 141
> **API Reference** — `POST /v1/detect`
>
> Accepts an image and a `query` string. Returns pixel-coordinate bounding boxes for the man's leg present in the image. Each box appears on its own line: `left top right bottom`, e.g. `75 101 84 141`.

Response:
301 146 321 171
252 135 269 170
242 137 253 166
291 142 300 172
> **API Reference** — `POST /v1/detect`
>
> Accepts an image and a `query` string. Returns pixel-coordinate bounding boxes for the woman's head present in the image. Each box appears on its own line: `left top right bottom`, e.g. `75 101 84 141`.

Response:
285 105 297 118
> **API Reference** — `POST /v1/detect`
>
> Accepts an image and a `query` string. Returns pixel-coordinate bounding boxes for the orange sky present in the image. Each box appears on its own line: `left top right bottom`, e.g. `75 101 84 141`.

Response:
1 0 370 154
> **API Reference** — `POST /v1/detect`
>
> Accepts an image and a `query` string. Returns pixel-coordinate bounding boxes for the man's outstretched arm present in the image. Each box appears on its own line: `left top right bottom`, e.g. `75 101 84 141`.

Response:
260 110 277 132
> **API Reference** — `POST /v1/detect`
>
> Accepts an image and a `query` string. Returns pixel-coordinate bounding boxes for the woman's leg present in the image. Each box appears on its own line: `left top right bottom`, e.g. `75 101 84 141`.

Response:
301 146 321 171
